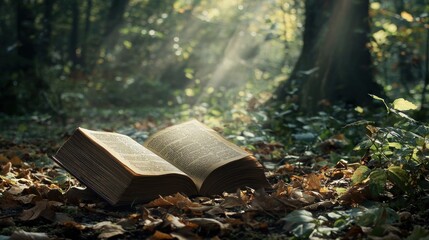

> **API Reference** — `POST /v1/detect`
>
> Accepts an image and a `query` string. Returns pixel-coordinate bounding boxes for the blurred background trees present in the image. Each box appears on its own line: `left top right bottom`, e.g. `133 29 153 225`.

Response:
0 0 428 118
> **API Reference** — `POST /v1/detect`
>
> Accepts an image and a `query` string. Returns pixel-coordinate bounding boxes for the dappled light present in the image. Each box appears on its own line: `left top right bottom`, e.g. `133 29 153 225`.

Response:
1 0 429 239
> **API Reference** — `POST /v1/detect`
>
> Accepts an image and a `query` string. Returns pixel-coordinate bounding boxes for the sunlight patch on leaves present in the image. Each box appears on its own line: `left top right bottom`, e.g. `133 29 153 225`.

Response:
352 166 370 185
387 166 409 192
392 98 418 111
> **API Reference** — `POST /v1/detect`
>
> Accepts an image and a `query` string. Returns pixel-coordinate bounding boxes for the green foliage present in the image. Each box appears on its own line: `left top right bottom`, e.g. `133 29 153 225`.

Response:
282 210 317 238
352 166 371 185
356 206 398 227
352 96 428 199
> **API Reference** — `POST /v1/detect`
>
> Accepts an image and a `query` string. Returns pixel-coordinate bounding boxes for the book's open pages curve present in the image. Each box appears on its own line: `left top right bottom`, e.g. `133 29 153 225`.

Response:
144 119 250 189
79 128 187 176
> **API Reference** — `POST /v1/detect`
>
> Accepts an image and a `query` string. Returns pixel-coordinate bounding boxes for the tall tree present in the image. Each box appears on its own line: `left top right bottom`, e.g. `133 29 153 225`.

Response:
81 0 92 68
103 0 129 51
273 0 383 113
69 0 80 70
13 0 48 112
89 0 129 70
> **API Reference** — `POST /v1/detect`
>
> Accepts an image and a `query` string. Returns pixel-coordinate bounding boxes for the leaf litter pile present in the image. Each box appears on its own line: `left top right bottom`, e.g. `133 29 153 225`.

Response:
1 116 429 239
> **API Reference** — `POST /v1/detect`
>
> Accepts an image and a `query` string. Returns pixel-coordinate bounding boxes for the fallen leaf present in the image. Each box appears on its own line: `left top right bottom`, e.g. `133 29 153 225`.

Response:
251 189 297 211
9 156 24 166
13 194 38 204
305 173 321 190
187 218 226 237
93 221 125 239
1 162 12 175
10 230 50 240
142 208 163 231
146 193 201 209
150 230 174 240
164 213 185 229
20 199 56 221
145 195 174 208
7 185 26 195
221 196 245 208
116 214 139 229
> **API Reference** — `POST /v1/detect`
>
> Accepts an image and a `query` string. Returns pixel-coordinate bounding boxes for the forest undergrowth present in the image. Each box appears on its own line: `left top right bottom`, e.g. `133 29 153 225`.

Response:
0 96 428 239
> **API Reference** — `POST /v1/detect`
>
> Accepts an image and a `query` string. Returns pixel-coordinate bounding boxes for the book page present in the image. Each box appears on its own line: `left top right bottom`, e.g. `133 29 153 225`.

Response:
144 120 249 188
79 128 186 176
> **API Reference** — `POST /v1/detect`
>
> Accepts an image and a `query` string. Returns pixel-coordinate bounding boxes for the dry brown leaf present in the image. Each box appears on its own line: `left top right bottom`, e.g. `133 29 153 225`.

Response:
170 230 203 240
61 221 86 230
142 208 164 231
221 196 245 208
305 173 321 190
338 184 368 205
146 193 201 209
276 163 295 174
290 188 316 204
93 221 125 239
1 162 12 175
117 215 139 229
187 218 226 237
10 230 50 240
17 169 31 179
20 199 56 221
13 194 38 204
145 195 174 208
150 230 174 240
164 213 185 229
7 185 27 195
10 156 24 166
250 189 297 211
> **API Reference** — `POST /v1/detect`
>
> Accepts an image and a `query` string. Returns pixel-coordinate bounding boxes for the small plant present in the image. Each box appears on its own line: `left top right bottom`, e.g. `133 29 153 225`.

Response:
352 95 429 200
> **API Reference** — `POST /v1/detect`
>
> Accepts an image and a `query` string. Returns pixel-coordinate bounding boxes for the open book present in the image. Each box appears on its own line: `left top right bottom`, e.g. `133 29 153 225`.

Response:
53 120 270 205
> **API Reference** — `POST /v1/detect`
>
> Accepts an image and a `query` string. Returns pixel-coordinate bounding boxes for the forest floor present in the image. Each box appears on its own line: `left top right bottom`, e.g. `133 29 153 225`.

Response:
0 106 428 239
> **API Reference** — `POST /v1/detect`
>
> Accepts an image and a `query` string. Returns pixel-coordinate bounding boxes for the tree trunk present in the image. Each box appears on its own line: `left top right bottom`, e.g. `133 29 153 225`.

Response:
69 0 80 70
103 0 129 51
14 0 48 112
273 0 383 113
89 0 129 70
40 0 54 63
81 0 92 68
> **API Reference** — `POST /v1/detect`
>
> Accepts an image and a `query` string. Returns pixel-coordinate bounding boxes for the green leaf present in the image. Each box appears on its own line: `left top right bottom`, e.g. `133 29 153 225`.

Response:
392 98 418 111
387 142 402 149
357 206 398 227
282 210 316 238
387 166 409 192
283 210 314 223
354 140 373 151
352 166 370 185
369 94 389 113
369 169 387 197
291 223 317 238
